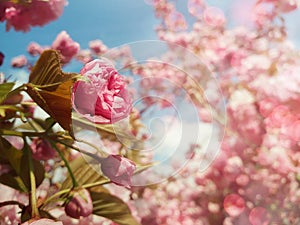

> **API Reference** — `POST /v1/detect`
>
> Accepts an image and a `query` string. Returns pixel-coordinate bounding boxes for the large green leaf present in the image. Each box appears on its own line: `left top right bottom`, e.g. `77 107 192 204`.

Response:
26 50 79 134
91 191 141 225
0 171 28 192
0 137 45 192
0 136 23 173
0 82 15 104
19 153 45 191
61 156 108 190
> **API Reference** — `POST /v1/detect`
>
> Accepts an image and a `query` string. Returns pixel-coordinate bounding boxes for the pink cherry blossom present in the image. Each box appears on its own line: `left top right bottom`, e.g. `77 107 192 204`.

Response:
276 0 299 12
65 189 93 219
3 0 300 224
11 55 27 68
5 136 24 150
100 155 136 188
287 120 300 142
152 0 175 19
203 7 226 27
76 49 93 64
30 138 57 161
51 31 80 64
4 7 17 20
3 0 67 32
89 39 108 55
264 105 290 128
0 184 27 224
235 174 250 186
72 59 132 124
252 2 276 28
188 0 206 18
257 0 299 13
258 98 279 118
223 194 245 217
22 218 63 225
165 11 187 31
27 42 44 56
249 207 270 225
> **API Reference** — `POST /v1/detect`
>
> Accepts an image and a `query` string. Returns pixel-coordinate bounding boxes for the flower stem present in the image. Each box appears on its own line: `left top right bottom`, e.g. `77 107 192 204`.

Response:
25 141 39 218
41 180 110 208
49 139 78 188
0 129 45 137
55 138 106 160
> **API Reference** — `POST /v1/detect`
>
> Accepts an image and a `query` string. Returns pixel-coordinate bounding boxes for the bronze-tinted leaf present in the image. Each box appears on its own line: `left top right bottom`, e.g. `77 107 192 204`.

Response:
29 50 74 88
26 50 79 133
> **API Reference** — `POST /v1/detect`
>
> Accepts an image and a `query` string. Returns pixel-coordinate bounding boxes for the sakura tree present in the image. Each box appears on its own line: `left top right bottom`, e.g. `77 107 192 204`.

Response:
0 0 300 225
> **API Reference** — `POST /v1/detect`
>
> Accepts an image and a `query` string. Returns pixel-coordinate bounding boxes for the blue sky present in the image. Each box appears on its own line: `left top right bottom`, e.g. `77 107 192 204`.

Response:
1 0 300 75
0 0 159 73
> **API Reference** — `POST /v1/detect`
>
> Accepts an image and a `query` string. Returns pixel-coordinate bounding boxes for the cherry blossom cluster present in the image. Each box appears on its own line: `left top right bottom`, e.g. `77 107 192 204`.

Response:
1 0 300 224
123 0 300 224
10 30 80 68
0 0 67 32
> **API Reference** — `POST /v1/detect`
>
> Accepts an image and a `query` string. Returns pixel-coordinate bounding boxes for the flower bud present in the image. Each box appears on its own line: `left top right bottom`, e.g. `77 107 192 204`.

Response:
100 155 136 188
65 189 93 219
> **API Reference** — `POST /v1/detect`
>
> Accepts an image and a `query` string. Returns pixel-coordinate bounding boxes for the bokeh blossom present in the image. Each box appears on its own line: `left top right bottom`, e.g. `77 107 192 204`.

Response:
52 31 80 64
11 55 27 68
0 0 67 32
30 138 57 161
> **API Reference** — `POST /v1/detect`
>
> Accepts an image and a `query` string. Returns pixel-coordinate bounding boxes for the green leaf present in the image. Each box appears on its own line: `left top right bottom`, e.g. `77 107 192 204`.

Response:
0 82 15 104
91 191 141 225
61 156 108 190
20 208 31 224
26 50 79 134
0 137 45 192
0 136 23 173
0 171 28 192
19 154 45 190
